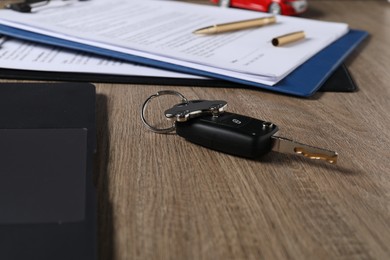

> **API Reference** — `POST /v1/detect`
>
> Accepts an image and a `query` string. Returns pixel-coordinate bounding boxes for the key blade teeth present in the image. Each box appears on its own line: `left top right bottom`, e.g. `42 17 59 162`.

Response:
271 136 338 164
294 147 338 164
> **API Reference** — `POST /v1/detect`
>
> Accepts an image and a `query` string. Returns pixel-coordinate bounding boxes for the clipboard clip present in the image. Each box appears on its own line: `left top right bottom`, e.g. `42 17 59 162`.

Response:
6 0 88 13
0 35 7 49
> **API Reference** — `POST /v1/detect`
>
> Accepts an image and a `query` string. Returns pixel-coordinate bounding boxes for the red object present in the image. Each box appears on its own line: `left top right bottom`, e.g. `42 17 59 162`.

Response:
210 0 307 16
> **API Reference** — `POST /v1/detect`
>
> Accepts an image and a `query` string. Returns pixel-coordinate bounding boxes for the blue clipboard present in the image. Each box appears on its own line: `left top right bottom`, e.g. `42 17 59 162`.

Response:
0 24 368 97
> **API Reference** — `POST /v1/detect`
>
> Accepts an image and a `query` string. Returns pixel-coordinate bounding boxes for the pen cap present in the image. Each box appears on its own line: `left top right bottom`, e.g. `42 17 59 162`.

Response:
272 31 305 46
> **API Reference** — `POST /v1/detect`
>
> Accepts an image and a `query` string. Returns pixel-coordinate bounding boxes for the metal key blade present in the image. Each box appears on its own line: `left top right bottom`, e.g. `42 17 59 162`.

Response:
271 136 338 164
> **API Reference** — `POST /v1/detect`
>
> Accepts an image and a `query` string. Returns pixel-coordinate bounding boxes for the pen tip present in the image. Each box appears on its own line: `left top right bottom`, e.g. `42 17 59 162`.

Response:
192 27 215 35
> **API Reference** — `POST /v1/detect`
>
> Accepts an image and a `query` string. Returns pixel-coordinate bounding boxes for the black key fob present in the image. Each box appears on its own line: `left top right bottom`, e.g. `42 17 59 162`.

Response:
175 112 279 159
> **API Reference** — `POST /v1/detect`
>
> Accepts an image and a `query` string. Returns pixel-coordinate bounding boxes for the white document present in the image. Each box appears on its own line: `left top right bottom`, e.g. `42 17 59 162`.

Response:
0 37 203 79
0 0 349 85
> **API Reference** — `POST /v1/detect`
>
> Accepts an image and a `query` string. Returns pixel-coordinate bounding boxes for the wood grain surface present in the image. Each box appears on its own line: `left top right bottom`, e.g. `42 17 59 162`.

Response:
2 1 390 259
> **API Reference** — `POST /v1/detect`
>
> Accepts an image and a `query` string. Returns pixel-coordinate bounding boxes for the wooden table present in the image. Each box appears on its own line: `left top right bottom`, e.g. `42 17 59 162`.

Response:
2 1 390 259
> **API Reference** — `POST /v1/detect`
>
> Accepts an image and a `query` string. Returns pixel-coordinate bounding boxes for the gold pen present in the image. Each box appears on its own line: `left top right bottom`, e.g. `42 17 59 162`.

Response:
193 16 276 35
272 31 305 46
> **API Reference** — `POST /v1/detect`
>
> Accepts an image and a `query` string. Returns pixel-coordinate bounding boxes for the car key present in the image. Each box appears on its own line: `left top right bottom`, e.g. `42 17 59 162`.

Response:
174 112 338 164
141 91 337 164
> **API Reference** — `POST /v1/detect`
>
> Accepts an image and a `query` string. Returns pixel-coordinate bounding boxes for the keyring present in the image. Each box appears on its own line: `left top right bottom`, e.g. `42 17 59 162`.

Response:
141 90 188 133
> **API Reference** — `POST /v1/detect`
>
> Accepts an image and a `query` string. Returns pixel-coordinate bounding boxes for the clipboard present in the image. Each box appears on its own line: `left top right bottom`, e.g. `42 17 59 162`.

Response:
0 23 367 97
0 0 367 96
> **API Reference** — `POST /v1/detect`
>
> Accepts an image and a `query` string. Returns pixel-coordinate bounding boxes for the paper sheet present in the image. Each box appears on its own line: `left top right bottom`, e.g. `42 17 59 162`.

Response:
0 37 203 78
0 0 349 85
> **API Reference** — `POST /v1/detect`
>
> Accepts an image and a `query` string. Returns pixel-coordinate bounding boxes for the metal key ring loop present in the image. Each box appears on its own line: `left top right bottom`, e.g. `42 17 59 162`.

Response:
141 90 188 133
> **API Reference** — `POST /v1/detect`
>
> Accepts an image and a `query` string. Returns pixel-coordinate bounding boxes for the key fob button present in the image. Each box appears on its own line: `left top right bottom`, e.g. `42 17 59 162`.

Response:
217 114 251 128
